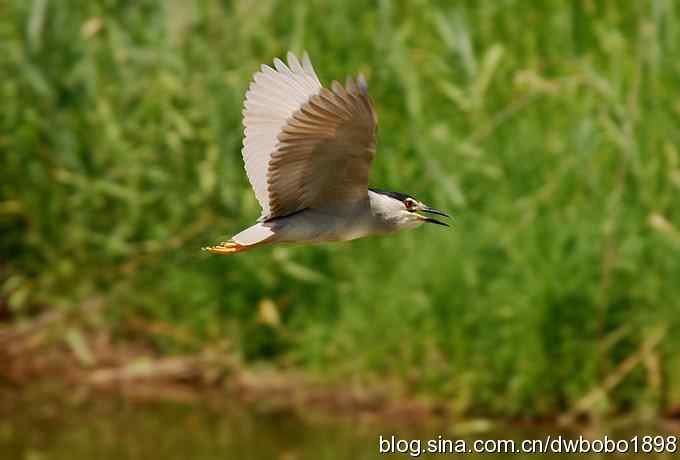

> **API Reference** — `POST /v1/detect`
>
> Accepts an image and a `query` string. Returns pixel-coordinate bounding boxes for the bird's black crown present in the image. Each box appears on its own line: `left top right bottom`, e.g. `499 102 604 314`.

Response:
369 188 414 203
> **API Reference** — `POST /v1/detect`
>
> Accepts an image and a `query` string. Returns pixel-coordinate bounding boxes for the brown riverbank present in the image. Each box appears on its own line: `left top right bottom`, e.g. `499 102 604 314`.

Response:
3 306 680 435
1 307 441 425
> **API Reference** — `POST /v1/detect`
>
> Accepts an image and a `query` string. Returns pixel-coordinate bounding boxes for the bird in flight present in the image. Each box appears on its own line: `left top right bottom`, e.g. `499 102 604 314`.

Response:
206 52 449 255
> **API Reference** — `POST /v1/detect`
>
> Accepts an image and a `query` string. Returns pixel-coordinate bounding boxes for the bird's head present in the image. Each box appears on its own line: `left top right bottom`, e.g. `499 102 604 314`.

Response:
369 189 450 230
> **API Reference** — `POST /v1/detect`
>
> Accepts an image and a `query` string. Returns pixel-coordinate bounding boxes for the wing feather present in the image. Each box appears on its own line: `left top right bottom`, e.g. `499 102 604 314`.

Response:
241 52 323 217
266 86 377 217
241 52 377 220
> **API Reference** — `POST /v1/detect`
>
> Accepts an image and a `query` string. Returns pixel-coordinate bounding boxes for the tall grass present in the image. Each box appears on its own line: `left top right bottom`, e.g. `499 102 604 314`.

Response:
2 0 680 418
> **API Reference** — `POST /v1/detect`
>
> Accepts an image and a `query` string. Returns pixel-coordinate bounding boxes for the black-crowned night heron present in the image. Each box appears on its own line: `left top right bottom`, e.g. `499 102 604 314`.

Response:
206 52 449 255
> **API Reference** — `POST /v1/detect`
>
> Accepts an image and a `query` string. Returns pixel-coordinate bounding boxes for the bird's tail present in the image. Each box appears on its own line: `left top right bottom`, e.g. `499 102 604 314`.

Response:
204 223 275 256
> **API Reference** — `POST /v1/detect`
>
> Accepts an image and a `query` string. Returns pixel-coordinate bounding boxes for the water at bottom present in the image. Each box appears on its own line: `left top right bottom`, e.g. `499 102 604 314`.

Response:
1 395 677 459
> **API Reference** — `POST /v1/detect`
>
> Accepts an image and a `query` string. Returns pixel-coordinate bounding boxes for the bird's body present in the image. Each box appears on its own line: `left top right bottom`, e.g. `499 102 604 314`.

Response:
206 52 448 255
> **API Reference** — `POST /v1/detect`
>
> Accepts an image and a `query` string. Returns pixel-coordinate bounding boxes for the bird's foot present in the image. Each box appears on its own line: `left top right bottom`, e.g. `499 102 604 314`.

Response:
203 241 248 255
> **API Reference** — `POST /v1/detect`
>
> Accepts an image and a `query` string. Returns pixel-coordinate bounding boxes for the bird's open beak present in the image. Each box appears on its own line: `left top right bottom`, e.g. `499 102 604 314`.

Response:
418 206 451 227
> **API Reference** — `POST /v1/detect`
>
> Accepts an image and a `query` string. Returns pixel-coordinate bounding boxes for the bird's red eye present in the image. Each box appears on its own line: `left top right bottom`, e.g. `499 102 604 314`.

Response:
405 199 416 210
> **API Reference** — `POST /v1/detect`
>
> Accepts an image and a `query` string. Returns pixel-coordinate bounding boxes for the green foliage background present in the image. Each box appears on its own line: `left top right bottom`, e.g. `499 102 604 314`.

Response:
2 0 680 418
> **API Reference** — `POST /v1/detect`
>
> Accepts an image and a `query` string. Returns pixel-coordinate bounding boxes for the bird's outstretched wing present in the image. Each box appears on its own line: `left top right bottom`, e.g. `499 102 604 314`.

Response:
242 52 377 220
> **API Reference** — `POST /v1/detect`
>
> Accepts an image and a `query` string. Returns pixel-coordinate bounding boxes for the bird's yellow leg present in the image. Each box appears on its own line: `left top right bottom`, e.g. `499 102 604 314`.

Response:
204 241 249 255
